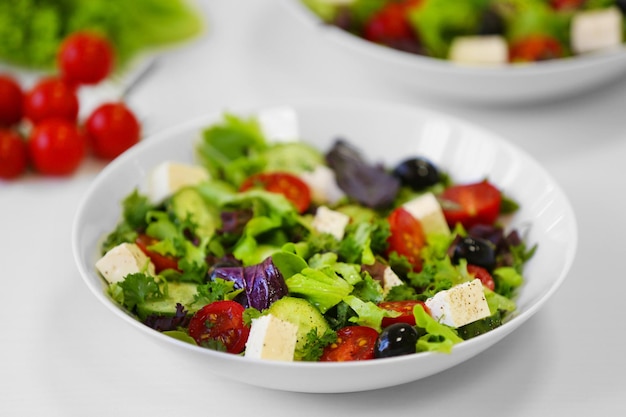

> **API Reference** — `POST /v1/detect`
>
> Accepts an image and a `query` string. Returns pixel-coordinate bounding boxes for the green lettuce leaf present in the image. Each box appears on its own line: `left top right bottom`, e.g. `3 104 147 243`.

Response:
286 267 354 313
413 304 463 353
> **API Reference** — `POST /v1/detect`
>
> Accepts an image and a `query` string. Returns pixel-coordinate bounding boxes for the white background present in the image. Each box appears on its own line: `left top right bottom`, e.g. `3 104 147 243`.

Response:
2 1 625 415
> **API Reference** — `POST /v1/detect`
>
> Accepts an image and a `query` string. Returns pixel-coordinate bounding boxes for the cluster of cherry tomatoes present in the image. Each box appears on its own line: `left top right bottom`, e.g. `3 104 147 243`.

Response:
0 31 141 180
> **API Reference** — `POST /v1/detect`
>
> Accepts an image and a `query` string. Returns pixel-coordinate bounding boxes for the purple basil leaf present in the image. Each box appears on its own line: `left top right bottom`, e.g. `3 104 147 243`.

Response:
243 257 288 310
209 257 288 310
326 139 399 209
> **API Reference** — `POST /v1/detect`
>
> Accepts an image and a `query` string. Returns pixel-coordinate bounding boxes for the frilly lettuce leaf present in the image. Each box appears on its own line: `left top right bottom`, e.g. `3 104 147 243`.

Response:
413 304 463 353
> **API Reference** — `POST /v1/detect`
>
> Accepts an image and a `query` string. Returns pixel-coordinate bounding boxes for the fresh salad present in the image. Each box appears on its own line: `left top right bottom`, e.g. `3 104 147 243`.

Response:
301 0 626 64
96 111 536 362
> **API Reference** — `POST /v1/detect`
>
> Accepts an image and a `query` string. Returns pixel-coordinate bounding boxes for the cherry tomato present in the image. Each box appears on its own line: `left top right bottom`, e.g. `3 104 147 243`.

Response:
58 31 115 86
240 172 311 213
319 326 379 362
188 300 250 354
23 78 79 124
549 0 586 10
379 300 429 327
0 74 24 127
509 34 564 63
440 180 502 229
85 102 141 159
27 118 86 176
364 0 422 46
467 264 495 291
135 234 180 273
387 206 426 271
0 129 28 179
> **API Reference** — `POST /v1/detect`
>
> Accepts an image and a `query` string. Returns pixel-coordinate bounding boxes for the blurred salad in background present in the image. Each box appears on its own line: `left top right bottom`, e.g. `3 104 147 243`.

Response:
301 0 626 65
0 0 203 72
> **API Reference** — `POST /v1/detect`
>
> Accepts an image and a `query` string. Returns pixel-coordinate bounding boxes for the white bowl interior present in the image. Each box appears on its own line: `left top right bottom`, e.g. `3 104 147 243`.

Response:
72 99 577 393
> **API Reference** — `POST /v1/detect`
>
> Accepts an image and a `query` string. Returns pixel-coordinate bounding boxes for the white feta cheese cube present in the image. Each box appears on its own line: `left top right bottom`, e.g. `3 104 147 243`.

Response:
382 266 404 296
402 192 450 236
312 206 350 240
245 314 299 361
257 106 299 143
299 165 346 205
425 279 490 328
149 161 210 203
571 7 623 54
448 35 508 66
95 243 156 284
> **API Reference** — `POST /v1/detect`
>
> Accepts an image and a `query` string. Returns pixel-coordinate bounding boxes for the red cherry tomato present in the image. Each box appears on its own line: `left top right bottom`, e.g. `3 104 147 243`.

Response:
240 172 311 213
387 206 426 271
23 78 79 124
440 181 502 229
135 234 180 273
549 0 585 10
319 326 379 362
58 31 115 86
188 300 250 354
509 34 564 63
0 74 24 127
364 0 422 45
0 129 28 179
379 300 429 327
85 102 141 160
466 264 495 291
27 118 86 176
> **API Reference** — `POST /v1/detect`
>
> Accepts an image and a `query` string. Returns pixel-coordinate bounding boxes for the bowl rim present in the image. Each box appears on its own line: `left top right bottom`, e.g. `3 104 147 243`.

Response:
72 97 578 372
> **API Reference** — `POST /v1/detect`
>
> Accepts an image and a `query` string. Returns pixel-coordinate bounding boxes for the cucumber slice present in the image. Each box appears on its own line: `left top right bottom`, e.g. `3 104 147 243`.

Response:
168 187 220 239
136 281 199 319
268 296 330 360
456 312 502 340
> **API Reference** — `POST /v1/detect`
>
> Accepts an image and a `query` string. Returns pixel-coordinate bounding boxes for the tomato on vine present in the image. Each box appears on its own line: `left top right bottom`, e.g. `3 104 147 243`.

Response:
0 129 28 180
23 78 79 124
0 74 24 127
28 118 86 176
58 31 115 86
85 102 141 160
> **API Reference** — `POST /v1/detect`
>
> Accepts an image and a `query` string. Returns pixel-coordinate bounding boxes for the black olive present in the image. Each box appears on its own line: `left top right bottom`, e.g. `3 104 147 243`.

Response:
477 7 505 35
450 236 496 271
616 0 626 15
374 323 419 359
392 157 440 190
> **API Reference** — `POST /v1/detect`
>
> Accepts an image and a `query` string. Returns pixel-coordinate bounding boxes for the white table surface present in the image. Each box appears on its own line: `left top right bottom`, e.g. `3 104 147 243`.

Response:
2 1 626 416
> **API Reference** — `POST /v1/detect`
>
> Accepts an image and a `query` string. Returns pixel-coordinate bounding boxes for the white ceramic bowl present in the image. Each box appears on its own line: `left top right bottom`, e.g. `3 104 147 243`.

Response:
72 99 577 393
282 1 626 104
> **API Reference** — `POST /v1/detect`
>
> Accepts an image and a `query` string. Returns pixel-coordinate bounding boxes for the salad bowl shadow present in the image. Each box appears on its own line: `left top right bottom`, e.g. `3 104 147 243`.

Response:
72 99 577 393
280 0 626 105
